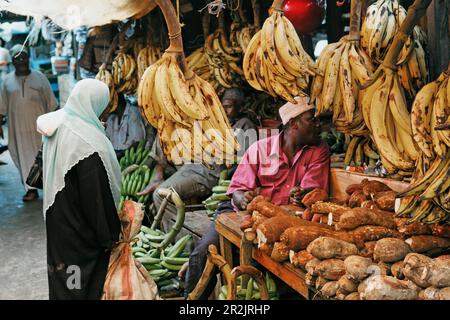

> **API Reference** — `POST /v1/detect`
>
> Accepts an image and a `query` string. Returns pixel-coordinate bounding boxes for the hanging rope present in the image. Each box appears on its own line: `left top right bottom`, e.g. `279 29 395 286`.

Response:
198 0 227 17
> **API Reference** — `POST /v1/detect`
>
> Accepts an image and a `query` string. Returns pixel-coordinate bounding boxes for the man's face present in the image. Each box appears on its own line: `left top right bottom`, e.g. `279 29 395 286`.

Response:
12 52 29 72
222 99 238 120
293 110 322 146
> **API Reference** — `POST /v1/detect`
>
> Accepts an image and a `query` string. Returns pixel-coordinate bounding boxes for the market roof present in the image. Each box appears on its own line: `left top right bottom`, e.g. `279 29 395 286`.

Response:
0 0 157 30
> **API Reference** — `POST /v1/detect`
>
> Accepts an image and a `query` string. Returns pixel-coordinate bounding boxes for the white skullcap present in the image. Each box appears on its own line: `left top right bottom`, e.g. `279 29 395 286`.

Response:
279 96 315 125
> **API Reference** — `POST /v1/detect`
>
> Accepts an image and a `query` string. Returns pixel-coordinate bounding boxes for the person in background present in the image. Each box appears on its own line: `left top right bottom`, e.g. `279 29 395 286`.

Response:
183 96 330 299
0 44 58 201
0 38 11 83
0 38 11 163
137 88 257 219
36 79 121 300
104 93 147 158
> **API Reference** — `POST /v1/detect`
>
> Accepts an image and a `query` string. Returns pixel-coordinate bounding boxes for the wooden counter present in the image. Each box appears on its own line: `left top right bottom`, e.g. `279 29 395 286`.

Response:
215 211 313 299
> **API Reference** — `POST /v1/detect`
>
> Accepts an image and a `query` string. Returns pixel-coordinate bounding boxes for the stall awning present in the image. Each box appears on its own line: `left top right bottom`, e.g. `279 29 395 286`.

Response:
0 0 157 30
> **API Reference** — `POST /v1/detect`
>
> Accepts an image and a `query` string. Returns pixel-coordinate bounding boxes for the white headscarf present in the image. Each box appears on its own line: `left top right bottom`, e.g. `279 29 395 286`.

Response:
37 79 121 216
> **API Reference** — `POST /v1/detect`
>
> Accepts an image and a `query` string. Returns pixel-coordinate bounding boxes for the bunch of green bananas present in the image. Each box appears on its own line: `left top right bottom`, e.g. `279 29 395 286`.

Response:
132 225 191 295
119 165 155 209
203 179 232 220
218 272 279 300
344 135 380 168
119 140 151 170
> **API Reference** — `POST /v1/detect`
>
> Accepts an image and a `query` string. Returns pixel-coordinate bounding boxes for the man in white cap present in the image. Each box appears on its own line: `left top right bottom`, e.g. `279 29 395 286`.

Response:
0 44 57 201
183 96 330 299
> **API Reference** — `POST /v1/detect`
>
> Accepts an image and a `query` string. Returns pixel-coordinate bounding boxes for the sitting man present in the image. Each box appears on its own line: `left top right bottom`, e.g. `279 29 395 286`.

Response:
137 88 257 222
183 96 330 299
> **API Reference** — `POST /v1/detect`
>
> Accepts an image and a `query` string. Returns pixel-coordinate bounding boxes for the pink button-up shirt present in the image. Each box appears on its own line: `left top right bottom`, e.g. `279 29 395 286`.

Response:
227 132 330 209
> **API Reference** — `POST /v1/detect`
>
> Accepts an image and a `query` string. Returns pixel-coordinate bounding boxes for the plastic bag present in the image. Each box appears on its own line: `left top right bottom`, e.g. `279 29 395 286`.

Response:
102 200 160 300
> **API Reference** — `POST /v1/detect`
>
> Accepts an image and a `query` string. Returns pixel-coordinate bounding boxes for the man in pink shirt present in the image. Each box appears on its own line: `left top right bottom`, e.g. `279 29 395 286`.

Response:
228 96 329 211
183 96 330 299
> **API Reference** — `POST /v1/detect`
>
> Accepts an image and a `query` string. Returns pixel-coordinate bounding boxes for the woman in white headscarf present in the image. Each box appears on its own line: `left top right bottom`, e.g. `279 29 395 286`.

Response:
37 79 121 300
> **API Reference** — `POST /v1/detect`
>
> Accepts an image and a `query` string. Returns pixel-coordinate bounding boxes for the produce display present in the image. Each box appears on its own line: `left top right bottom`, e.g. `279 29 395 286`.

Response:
239 176 449 300
132 225 191 296
243 0 317 103
218 272 279 300
119 140 152 170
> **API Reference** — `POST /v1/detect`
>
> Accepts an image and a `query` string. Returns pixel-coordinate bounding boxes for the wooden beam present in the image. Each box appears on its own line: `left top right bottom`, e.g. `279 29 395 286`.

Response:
426 0 449 79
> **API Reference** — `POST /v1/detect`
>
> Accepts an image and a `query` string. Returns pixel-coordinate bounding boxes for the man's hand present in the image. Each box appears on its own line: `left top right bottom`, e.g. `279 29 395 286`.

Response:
289 187 309 206
136 178 163 196
233 189 259 211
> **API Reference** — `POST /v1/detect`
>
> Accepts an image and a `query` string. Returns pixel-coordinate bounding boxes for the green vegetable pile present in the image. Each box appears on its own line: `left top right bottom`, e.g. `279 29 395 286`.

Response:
203 171 231 220
132 225 192 296
218 272 279 300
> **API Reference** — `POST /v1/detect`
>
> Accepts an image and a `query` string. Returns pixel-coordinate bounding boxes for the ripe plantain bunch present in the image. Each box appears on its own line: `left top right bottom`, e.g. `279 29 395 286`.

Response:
204 29 244 90
137 46 162 80
311 36 374 136
360 67 421 175
243 10 316 103
137 52 239 166
96 64 119 113
395 67 450 225
112 48 138 95
343 135 380 168
186 47 211 82
361 0 428 99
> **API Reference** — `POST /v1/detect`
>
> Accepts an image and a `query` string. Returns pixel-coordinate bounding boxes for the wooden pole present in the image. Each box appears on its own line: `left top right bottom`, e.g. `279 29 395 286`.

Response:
426 0 449 79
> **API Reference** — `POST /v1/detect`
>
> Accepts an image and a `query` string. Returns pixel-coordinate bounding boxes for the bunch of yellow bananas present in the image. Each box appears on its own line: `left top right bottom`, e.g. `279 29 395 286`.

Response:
243 10 316 103
344 135 380 168
311 36 374 136
360 67 420 174
361 0 428 99
236 26 259 52
204 29 244 90
137 53 239 166
137 46 162 80
397 67 449 225
112 49 138 95
411 69 450 159
96 64 119 113
186 47 211 81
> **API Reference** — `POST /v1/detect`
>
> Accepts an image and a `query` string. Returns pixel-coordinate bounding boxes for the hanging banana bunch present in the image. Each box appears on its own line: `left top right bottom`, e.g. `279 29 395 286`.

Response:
138 0 239 167
411 67 450 159
137 46 162 80
204 10 245 92
112 48 138 95
186 47 211 81
96 64 119 113
243 0 317 103
343 135 380 168
361 0 428 99
312 0 373 136
359 0 432 177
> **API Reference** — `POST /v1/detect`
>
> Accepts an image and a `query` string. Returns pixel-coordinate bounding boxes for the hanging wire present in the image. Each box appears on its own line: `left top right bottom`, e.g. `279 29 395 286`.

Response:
198 0 227 17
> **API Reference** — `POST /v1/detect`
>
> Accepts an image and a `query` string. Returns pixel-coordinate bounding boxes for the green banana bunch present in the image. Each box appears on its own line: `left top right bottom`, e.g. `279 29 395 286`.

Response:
203 177 232 220
119 140 151 171
119 163 155 210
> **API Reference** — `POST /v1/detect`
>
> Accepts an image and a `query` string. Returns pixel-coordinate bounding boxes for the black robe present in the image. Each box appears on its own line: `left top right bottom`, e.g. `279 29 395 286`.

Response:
46 153 121 300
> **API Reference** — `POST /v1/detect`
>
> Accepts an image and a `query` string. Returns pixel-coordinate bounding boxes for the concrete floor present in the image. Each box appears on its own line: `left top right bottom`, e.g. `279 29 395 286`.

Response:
0 148 48 299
